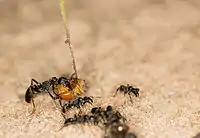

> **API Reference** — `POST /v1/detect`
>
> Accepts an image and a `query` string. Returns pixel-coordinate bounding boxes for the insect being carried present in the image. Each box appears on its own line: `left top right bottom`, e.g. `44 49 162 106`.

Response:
105 122 137 138
114 84 139 103
62 96 93 113
25 73 87 113
55 73 87 104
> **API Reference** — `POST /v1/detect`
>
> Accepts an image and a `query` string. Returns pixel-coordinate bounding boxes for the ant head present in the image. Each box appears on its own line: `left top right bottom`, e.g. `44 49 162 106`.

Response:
106 105 113 112
83 96 93 102
135 88 140 92
78 97 84 102
58 77 69 86
64 117 74 125
50 77 58 84
91 107 100 114
119 85 127 91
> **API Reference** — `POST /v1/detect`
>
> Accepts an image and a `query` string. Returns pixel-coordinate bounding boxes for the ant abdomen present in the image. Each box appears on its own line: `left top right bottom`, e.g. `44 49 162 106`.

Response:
25 87 33 103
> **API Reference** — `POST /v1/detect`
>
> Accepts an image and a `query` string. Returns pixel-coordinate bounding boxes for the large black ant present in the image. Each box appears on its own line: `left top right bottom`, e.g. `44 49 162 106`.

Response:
62 96 93 113
114 84 139 103
105 122 137 138
25 77 56 113
25 73 87 113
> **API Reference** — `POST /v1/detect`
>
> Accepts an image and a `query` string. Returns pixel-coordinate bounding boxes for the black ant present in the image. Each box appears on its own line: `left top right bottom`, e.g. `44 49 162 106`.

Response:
114 84 139 103
25 73 87 113
105 122 137 138
91 105 126 127
64 114 100 127
62 96 93 113
25 77 56 113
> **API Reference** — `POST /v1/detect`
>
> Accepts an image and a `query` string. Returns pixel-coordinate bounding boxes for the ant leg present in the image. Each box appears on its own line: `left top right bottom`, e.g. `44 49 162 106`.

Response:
104 127 109 138
123 90 129 105
134 89 139 97
29 79 39 113
62 102 69 113
49 83 60 100
88 100 93 105
47 91 57 100
29 78 43 114
31 98 36 114
58 99 70 118
78 108 83 115
113 88 120 97
59 98 63 107
128 93 133 104
46 83 59 104
116 111 127 123
54 98 66 119
31 79 40 85
51 83 58 97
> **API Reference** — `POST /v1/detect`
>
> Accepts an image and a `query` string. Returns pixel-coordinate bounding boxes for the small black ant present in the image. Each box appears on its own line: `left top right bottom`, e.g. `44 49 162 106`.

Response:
114 84 139 103
105 122 137 138
62 96 93 113
64 114 100 126
25 73 87 113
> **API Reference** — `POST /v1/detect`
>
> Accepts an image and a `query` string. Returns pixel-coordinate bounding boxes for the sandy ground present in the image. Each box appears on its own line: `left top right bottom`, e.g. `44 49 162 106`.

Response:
0 0 200 138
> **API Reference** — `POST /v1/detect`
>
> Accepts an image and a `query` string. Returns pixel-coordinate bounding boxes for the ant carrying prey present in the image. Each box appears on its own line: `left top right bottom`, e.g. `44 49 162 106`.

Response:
114 84 139 103
25 73 87 113
25 0 85 114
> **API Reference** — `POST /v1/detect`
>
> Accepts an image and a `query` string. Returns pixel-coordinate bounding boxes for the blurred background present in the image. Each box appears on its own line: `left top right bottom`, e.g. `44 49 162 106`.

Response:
0 0 200 137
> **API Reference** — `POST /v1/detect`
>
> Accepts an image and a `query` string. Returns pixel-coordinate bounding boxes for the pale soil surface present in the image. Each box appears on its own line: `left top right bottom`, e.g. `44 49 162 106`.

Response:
0 0 200 138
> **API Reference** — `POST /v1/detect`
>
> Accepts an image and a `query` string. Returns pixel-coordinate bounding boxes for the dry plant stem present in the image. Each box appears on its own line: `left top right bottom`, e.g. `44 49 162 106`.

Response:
59 0 78 78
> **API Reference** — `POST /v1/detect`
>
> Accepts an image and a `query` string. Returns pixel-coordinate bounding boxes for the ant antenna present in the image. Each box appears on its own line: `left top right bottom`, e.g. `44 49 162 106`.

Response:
59 0 78 78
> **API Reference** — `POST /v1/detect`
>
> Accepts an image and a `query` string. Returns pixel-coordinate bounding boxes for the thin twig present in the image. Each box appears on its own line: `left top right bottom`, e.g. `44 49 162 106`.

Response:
59 0 78 78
